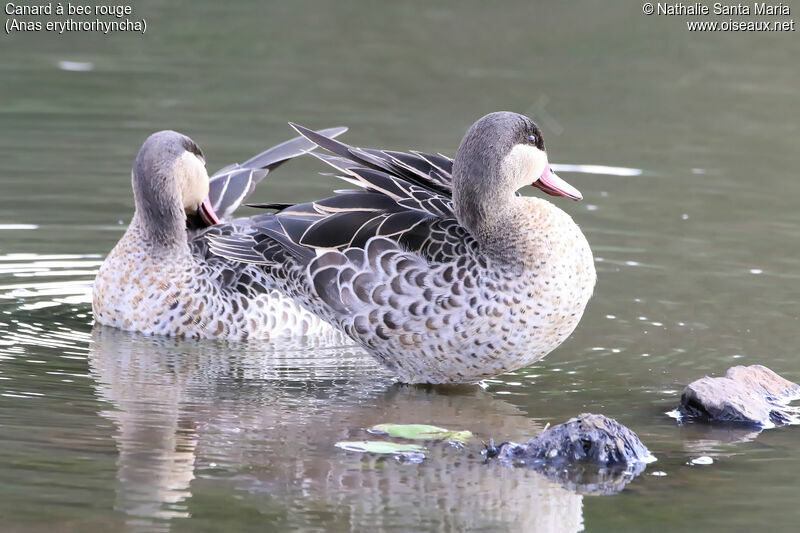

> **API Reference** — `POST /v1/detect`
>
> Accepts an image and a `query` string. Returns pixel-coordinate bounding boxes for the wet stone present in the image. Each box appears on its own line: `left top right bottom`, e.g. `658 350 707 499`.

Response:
488 413 653 495
678 365 800 427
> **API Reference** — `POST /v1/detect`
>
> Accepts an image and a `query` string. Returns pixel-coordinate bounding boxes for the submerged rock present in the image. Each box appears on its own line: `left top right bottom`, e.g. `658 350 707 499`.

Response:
494 414 652 465
678 365 800 427
488 413 654 494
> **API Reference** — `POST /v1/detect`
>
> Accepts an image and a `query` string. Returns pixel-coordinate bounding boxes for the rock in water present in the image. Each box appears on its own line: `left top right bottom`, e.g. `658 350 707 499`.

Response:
494 413 653 465
678 365 800 427
489 413 654 494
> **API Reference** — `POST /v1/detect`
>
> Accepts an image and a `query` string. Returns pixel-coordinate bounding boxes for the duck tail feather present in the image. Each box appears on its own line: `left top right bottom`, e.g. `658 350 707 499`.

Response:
240 126 348 171
245 202 295 212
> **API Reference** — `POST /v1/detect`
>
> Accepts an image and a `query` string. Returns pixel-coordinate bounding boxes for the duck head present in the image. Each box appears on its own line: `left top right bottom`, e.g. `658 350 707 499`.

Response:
452 111 581 238
132 131 220 243
453 111 581 200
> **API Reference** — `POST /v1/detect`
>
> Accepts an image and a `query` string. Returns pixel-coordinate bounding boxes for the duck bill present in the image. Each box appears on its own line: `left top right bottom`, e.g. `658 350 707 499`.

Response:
533 165 582 201
199 196 220 226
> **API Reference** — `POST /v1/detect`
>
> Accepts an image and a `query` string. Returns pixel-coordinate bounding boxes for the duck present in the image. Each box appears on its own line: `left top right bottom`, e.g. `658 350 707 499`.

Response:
92 127 347 340
208 111 596 383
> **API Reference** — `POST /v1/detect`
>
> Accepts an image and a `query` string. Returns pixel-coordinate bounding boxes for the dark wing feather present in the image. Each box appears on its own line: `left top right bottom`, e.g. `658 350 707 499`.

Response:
204 216 315 266
276 213 324 245
245 202 294 211
350 217 386 249
345 167 416 200
207 125 476 274
314 191 399 213
288 123 381 171
379 150 452 194
298 210 384 248
239 127 347 171
377 210 433 237
208 168 268 221
207 127 347 221
411 151 454 176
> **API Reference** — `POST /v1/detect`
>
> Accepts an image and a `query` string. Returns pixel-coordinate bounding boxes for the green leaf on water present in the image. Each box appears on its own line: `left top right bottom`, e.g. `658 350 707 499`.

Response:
369 423 474 444
335 440 427 455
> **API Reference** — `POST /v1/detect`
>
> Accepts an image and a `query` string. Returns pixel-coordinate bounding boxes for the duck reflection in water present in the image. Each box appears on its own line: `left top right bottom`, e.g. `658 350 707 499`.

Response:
88 327 634 532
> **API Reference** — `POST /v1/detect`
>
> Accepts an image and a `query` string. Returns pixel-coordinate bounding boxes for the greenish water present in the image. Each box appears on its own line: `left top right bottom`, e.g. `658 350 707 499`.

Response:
2 1 800 531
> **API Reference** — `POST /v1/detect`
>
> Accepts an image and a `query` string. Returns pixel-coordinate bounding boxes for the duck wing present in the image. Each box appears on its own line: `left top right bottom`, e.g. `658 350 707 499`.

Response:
233 125 477 265
288 123 453 196
206 126 348 222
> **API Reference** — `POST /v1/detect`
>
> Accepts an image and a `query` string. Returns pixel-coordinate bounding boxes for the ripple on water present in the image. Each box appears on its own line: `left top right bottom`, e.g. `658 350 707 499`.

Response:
0 253 98 313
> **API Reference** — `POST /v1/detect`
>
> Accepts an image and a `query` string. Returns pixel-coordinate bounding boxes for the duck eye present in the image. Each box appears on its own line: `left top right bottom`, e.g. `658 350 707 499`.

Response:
527 135 537 144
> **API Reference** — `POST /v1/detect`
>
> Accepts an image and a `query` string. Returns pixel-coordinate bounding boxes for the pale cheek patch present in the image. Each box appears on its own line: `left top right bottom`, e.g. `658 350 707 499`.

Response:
503 144 548 189
174 152 209 212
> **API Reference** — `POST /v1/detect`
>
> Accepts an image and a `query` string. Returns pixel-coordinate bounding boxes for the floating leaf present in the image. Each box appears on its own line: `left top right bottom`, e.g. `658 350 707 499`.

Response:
335 440 427 456
369 423 474 444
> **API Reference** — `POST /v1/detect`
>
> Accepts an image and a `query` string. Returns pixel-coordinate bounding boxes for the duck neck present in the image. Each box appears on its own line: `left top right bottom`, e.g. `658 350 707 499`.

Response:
452 154 533 268
459 195 533 267
129 176 187 253
127 210 186 253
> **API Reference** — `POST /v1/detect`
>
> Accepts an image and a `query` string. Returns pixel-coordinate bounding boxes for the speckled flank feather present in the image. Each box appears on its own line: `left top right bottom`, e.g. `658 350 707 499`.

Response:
93 221 335 340
208 112 596 383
